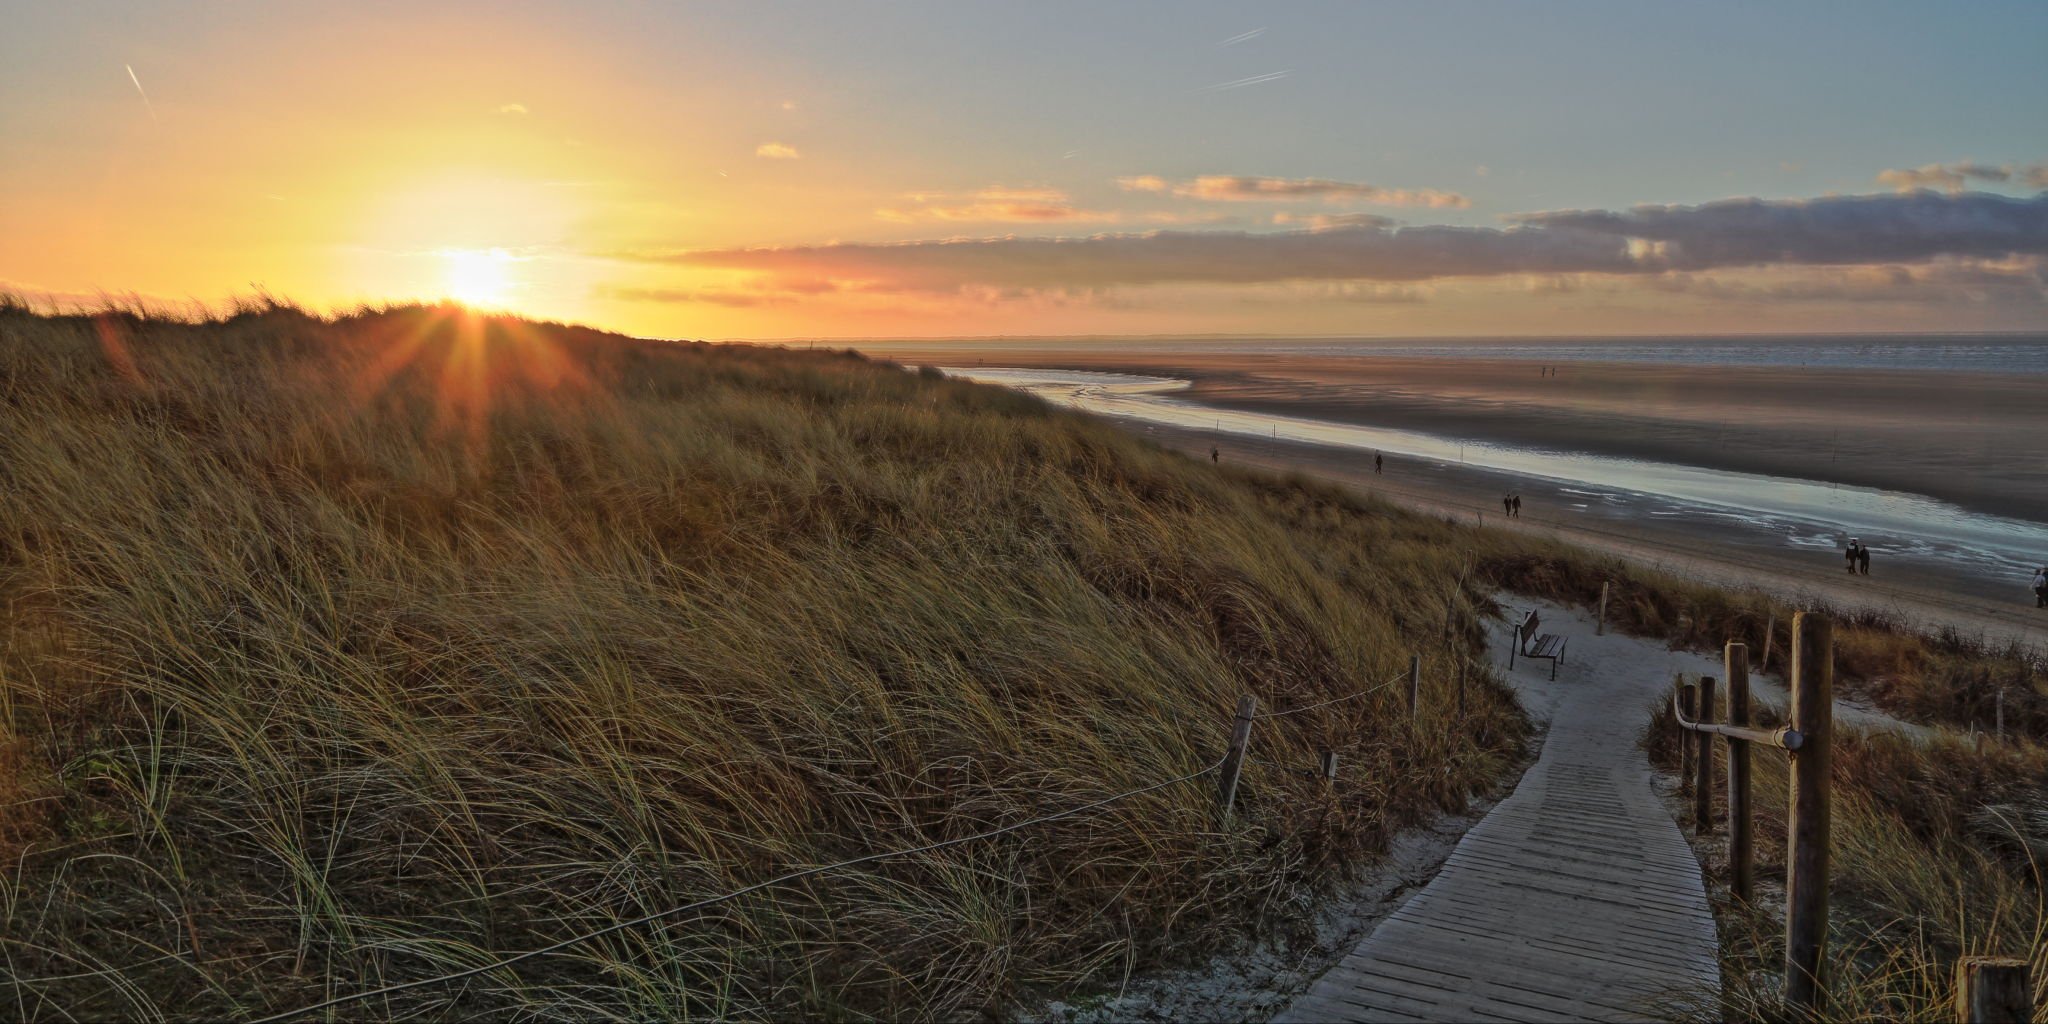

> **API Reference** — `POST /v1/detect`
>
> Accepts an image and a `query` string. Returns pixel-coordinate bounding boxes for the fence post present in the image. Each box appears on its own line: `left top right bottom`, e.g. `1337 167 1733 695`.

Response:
1761 613 1776 675
1596 581 1610 636
1785 613 1833 1015
1726 643 1753 903
1954 956 2032 1023
1217 695 1258 825
1319 750 1339 783
1694 675 1717 835
1995 687 2005 742
1678 681 1697 798
1408 654 1422 722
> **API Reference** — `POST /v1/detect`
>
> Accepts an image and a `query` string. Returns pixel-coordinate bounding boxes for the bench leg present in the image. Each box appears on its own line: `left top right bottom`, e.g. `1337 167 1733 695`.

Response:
1551 658 1558 681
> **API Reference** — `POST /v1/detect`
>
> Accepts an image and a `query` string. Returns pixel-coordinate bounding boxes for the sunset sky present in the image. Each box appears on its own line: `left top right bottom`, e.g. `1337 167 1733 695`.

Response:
4 1 2045 339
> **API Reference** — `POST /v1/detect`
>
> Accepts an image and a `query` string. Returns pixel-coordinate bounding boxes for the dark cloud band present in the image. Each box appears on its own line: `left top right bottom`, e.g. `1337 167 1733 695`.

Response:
655 190 2048 291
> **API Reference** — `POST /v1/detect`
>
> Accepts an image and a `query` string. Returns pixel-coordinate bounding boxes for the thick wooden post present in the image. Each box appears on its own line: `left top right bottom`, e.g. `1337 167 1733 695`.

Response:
1678 681 1697 797
1725 643 1754 902
1217 695 1258 824
1785 613 1833 1015
1954 957 2032 1023
1694 675 1717 834
1596 581 1610 635
1408 654 1422 721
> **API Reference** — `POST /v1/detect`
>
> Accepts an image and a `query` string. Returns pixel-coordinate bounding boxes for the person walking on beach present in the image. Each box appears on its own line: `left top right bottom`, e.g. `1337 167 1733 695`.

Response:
1857 544 1871 575
2031 567 2046 608
1844 538 1862 574
1511 494 1522 518
1375 453 1383 474
1210 446 1219 465
1503 494 1513 517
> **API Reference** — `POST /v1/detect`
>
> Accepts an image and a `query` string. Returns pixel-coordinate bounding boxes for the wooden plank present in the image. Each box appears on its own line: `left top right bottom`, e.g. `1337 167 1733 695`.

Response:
1276 607 1720 1024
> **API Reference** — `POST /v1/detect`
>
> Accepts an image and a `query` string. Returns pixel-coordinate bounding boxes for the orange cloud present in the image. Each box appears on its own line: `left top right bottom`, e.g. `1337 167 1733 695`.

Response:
1122 174 1471 208
755 142 800 159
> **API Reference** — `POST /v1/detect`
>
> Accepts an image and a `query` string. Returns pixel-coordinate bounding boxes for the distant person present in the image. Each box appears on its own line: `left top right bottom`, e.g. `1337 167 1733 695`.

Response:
1210 446 1219 465
1375 453 1384 474
2034 567 2047 608
1857 544 1871 576
1845 539 1861 574
1512 494 1523 518
1503 494 1513 516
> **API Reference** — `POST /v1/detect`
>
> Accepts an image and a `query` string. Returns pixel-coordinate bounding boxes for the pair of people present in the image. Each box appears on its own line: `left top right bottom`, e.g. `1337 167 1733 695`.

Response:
1501 493 1522 518
1844 538 1872 576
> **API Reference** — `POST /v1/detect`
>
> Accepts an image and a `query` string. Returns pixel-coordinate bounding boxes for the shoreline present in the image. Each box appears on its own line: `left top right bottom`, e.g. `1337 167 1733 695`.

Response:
868 345 2048 525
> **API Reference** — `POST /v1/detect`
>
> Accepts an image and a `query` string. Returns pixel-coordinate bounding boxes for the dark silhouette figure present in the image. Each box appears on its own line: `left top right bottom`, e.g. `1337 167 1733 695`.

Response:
2033 567 2047 608
1857 545 1871 576
1512 494 1522 518
1210 446 1219 464
1845 539 1860 574
1503 494 1513 516
1375 453 1384 474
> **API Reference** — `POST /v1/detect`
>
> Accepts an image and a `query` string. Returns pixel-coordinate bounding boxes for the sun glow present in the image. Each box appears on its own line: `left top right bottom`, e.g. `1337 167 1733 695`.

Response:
442 247 516 307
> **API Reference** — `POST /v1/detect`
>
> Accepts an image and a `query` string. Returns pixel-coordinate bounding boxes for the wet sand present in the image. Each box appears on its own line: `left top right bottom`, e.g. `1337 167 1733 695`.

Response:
862 341 2048 644
868 342 2048 523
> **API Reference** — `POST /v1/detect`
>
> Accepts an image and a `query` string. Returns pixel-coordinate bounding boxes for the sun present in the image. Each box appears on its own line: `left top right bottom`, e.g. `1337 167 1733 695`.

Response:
442 247 515 307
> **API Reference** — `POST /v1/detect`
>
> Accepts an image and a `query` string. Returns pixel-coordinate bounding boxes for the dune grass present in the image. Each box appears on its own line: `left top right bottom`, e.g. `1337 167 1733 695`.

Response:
1645 683 2048 1020
0 301 1528 1020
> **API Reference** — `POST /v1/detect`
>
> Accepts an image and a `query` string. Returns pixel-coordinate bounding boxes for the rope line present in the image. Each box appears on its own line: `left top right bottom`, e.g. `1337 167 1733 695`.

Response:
251 756 1227 1023
1254 670 1409 720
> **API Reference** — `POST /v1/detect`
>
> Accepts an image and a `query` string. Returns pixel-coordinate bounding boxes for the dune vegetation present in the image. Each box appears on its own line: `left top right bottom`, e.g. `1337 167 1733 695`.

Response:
0 299 1531 1021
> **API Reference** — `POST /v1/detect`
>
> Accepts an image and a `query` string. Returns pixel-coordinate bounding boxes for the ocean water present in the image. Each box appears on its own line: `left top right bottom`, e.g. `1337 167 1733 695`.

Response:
943 367 2048 588
1119 334 2048 375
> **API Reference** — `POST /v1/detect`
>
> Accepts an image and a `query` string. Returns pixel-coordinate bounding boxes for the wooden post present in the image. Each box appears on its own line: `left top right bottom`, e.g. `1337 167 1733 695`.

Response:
1694 675 1717 835
1217 695 1258 824
1954 956 2032 1023
1596 581 1610 635
1785 613 1833 1015
1761 613 1776 675
1725 644 1753 902
1995 687 2005 742
1678 681 1697 797
1408 654 1423 721
1319 750 1339 783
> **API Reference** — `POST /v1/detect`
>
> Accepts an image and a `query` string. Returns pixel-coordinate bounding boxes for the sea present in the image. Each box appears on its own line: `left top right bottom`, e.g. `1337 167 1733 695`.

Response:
1089 333 2048 375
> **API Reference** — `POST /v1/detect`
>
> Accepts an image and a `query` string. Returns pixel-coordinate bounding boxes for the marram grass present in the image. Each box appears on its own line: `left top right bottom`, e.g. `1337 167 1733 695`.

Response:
0 301 1527 1021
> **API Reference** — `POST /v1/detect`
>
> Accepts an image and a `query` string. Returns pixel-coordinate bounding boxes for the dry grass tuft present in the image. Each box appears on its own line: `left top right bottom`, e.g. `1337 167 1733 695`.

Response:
0 301 1524 1021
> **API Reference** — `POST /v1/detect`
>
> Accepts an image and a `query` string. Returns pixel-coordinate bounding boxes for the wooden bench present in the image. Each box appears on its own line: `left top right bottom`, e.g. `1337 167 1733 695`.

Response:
1510 609 1568 679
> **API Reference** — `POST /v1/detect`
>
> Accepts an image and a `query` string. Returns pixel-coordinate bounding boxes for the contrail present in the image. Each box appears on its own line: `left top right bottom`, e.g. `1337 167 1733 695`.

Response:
1218 27 1265 46
125 64 158 121
1197 69 1291 93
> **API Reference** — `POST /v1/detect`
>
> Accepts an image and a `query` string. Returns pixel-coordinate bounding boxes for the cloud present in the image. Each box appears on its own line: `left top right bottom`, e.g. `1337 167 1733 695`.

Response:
635 190 2048 294
1271 212 1398 231
755 142 800 159
878 186 1239 225
1513 190 2048 270
1876 161 2011 193
1122 174 1471 209
498 103 529 115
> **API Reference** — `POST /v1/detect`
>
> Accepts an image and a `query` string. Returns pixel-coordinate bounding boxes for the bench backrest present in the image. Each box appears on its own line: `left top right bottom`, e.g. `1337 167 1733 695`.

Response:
1518 610 1541 649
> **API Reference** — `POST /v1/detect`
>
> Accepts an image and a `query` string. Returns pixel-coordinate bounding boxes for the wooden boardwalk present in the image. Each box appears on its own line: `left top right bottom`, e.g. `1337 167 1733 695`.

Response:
1278 604 1720 1022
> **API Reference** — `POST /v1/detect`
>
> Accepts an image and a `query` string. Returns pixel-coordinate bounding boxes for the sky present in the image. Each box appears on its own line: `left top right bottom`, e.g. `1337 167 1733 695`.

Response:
3 0 2045 340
